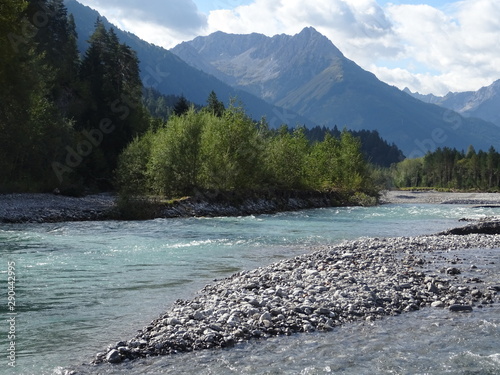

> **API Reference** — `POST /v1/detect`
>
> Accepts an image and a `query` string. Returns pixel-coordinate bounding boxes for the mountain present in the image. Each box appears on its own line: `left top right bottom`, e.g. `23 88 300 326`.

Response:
402 88 442 105
404 80 500 128
64 0 314 128
172 28 500 156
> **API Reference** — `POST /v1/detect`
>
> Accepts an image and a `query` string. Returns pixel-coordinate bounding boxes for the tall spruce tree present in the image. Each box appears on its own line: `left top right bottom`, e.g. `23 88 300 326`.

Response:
206 91 225 117
78 19 149 185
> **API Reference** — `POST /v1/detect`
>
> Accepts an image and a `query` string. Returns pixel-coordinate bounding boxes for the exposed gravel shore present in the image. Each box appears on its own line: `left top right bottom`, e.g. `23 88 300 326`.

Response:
0 193 116 223
3 190 500 223
380 190 500 205
92 233 500 366
0 191 356 223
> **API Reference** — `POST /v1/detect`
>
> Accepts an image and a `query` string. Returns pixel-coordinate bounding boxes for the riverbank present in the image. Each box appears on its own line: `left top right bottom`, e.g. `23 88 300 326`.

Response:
3 190 500 223
380 190 500 205
0 190 374 223
0 193 116 223
90 231 500 367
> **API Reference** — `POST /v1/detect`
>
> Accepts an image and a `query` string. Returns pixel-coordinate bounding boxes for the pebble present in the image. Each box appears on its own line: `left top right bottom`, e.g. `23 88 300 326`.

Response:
105 349 121 364
92 233 500 365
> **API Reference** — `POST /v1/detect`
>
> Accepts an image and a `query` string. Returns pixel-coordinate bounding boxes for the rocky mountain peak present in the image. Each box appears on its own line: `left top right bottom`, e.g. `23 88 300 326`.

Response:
171 27 346 102
294 27 343 56
406 79 500 127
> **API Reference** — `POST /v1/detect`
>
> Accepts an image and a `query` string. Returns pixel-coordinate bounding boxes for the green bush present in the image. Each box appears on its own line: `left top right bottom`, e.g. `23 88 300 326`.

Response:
116 103 376 200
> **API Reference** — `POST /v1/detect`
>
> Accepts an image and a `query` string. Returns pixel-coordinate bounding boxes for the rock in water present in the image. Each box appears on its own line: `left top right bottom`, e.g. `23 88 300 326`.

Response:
449 304 473 312
106 349 122 363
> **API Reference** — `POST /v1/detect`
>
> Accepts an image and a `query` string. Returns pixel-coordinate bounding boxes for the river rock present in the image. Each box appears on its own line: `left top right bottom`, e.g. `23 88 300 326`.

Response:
105 349 122 363
91 233 499 365
449 304 473 312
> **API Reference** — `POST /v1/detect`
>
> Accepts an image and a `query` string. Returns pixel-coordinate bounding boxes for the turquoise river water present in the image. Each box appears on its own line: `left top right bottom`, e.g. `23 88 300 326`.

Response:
1 203 499 374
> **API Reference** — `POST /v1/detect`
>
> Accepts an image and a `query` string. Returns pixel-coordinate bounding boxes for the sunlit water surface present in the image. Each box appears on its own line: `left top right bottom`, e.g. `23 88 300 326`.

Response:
0 203 499 374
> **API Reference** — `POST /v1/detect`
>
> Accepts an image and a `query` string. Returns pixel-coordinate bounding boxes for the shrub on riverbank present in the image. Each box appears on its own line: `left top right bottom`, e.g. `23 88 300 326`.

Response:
116 104 378 204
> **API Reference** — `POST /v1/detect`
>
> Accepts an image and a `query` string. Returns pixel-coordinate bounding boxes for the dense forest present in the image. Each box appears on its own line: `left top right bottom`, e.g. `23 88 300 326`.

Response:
1 0 400 199
1 0 151 192
392 146 500 191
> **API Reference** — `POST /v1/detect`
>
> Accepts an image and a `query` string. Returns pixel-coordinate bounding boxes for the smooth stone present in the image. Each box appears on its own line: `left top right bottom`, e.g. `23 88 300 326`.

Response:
209 324 223 332
446 267 461 275
193 311 205 320
431 301 445 308
427 282 439 294
106 349 122 363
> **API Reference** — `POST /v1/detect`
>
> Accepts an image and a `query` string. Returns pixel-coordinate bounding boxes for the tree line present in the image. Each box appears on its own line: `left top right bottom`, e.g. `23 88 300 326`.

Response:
116 103 377 199
391 146 500 191
0 0 395 198
302 126 404 168
1 0 149 192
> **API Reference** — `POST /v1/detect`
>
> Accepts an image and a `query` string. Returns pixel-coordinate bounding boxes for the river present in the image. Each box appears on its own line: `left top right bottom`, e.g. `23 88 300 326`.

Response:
1 203 499 374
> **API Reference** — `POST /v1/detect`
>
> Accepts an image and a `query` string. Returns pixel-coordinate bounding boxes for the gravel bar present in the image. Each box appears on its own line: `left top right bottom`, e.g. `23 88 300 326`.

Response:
0 193 116 223
380 190 500 205
92 233 500 365
3 190 500 223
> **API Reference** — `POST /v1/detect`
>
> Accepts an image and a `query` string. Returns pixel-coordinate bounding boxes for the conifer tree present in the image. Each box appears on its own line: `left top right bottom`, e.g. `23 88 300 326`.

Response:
78 19 149 184
173 95 190 116
206 91 225 117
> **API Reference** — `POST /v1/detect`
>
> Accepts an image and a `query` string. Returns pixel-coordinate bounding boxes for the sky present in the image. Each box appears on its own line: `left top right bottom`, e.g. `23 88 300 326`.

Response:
76 0 500 96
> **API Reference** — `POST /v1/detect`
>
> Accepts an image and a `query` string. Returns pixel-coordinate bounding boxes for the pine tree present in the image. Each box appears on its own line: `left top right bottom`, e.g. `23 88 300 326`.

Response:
206 90 225 117
173 96 190 116
78 19 149 185
1 0 78 191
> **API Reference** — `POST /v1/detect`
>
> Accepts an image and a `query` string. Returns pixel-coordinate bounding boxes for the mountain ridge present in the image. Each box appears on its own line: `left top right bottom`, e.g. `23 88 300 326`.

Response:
173 27 344 103
64 0 315 128
404 80 500 127
172 28 500 155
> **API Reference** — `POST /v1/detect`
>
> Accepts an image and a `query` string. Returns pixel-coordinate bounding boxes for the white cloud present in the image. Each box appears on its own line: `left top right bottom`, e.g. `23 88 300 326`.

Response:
77 0 500 95
379 1 500 94
206 0 405 85
77 0 207 48
205 0 500 95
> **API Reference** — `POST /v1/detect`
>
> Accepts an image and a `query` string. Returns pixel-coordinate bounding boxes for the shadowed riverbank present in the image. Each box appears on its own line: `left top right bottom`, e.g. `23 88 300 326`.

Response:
3 190 500 223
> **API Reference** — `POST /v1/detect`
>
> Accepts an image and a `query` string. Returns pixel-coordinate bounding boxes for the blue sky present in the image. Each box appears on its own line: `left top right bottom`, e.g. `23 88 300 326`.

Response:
196 0 452 12
77 0 500 95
